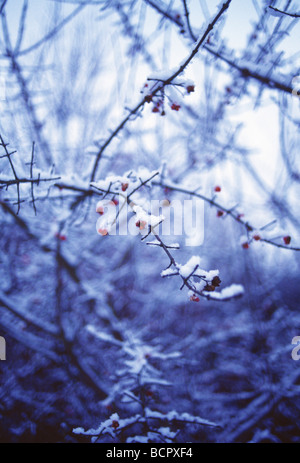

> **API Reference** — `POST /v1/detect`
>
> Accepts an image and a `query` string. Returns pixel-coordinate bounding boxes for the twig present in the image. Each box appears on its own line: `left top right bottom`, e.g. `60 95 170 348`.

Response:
30 141 36 214
153 180 300 252
268 5 300 19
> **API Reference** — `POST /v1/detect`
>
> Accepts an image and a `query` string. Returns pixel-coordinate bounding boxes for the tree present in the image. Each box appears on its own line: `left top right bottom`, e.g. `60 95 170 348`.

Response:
0 0 300 443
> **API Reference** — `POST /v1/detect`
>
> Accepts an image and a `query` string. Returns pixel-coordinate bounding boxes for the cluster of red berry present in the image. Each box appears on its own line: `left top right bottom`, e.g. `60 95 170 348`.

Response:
143 82 195 116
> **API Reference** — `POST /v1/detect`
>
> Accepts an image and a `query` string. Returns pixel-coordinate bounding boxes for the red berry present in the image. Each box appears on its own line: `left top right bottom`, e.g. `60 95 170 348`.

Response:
217 210 224 217
144 94 152 103
253 235 261 241
112 420 119 430
55 232 66 241
136 220 147 230
171 103 180 111
187 85 195 94
152 106 159 113
242 242 249 249
98 228 108 236
190 294 200 302
283 235 291 245
214 186 221 192
121 183 129 192
96 205 104 215
111 198 119 206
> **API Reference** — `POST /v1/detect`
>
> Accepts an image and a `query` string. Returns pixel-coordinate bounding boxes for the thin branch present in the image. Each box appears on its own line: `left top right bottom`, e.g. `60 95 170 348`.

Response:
0 175 61 187
182 0 197 41
0 0 7 15
14 0 28 54
268 5 300 19
152 180 300 251
203 44 294 95
145 0 296 96
29 141 36 214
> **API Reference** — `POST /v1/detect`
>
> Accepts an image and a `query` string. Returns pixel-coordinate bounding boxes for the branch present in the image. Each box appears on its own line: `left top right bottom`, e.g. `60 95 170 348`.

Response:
0 134 21 213
268 5 300 19
153 180 300 251
0 0 7 15
0 175 61 187
0 291 59 337
203 44 294 96
145 0 296 96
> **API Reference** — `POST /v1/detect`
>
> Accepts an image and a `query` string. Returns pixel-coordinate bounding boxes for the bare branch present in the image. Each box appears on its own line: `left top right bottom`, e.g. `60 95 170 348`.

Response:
268 5 300 19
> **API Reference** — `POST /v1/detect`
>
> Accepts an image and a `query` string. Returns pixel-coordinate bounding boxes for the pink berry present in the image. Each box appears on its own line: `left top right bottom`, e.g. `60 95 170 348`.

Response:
96 205 104 215
98 228 108 236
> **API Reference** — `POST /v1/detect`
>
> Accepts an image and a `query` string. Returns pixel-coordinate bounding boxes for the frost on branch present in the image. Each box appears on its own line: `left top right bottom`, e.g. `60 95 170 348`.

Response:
92 167 244 302
161 255 244 302
78 325 219 443
91 167 159 196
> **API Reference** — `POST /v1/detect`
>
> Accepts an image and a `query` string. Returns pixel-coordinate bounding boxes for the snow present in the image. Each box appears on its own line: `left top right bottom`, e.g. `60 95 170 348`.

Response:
73 413 143 437
178 257 219 282
161 267 178 278
145 408 219 428
178 256 201 278
126 435 149 443
204 284 244 300
73 413 120 436
86 325 123 347
91 168 160 195
132 204 165 228
157 427 177 439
